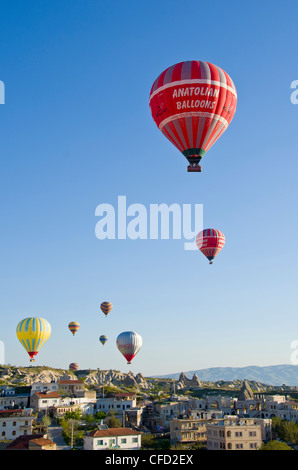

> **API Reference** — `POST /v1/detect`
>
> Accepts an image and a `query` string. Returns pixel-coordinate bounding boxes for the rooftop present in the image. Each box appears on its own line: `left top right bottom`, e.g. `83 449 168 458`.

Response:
35 392 60 399
87 428 141 438
58 380 84 385
5 434 45 450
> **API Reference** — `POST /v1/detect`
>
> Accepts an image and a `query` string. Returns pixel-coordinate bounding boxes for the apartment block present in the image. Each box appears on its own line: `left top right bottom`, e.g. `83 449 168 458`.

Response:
206 417 262 450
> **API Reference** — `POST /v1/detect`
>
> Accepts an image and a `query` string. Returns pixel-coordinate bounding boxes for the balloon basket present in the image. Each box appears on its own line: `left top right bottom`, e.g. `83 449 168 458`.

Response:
187 165 201 172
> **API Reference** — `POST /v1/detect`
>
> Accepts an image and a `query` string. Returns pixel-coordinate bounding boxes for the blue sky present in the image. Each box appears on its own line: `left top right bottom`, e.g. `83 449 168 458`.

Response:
0 0 298 377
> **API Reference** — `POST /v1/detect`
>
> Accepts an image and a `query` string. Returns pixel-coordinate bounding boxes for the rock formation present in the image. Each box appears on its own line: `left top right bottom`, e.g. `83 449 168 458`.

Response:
238 380 255 400
176 372 202 390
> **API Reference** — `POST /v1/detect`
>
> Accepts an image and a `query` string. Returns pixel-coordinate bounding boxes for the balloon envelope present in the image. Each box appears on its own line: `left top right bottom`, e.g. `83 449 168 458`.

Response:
69 363 79 371
149 60 237 171
100 302 113 317
16 317 51 362
196 228 225 264
99 335 108 346
68 321 80 336
116 331 142 364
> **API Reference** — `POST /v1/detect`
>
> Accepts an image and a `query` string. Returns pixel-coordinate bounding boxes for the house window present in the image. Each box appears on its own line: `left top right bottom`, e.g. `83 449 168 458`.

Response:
2 422 6 427
13 422 16 426
12 431 16 436
121 438 127 443
2 432 5 436
132 437 138 443
97 440 104 446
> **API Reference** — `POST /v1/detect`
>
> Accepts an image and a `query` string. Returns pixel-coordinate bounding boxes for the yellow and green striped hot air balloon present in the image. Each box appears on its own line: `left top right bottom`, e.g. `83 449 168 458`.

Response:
16 317 51 362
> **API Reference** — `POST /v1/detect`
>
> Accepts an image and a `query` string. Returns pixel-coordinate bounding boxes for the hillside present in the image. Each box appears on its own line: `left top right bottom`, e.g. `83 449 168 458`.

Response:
2 364 298 392
157 364 298 386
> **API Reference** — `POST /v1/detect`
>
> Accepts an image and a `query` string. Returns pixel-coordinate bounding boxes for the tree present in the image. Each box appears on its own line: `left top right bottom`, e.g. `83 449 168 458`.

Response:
42 415 51 427
260 440 293 450
95 411 106 420
64 409 83 421
272 417 298 445
104 411 121 428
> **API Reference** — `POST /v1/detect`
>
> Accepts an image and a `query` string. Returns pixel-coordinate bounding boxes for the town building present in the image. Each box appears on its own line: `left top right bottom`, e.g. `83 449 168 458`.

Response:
170 417 215 446
5 433 56 450
83 427 141 450
0 409 35 441
58 379 86 395
30 381 59 396
206 417 263 450
30 391 61 411
95 393 137 414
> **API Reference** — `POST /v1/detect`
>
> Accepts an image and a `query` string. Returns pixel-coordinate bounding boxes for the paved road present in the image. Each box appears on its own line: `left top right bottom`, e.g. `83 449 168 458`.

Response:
47 424 70 450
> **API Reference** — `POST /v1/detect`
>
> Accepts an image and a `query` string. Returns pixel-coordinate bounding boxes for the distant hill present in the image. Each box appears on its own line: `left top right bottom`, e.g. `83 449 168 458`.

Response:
157 365 298 386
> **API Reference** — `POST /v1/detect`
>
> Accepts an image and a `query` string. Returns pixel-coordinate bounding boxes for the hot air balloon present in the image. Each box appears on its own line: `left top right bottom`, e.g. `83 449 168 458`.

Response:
149 60 237 172
116 331 142 364
100 302 112 317
196 228 225 264
99 335 108 346
16 317 51 362
68 321 80 336
69 362 79 371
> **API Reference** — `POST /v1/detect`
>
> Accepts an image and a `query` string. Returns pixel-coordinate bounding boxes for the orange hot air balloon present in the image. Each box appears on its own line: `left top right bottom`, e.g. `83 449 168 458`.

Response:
69 363 79 371
100 302 112 317
149 60 237 172
68 322 80 336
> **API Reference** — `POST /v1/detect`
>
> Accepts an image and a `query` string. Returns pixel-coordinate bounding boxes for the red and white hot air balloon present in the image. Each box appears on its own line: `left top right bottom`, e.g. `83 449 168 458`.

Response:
116 331 142 364
149 60 237 172
196 228 225 264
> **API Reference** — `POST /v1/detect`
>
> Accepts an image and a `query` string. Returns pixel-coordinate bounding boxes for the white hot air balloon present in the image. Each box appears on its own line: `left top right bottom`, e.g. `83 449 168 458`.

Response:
116 331 142 364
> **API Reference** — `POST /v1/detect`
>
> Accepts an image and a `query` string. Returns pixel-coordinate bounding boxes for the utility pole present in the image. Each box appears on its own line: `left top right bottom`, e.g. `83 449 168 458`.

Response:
70 419 75 450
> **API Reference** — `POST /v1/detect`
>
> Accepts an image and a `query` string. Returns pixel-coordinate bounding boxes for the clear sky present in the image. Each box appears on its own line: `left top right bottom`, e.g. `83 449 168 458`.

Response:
0 0 298 377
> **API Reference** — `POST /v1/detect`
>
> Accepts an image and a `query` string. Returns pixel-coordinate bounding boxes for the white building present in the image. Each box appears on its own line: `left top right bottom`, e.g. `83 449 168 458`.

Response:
0 396 16 410
84 428 141 450
30 391 61 411
95 393 137 414
30 381 59 396
60 395 96 415
0 408 35 441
